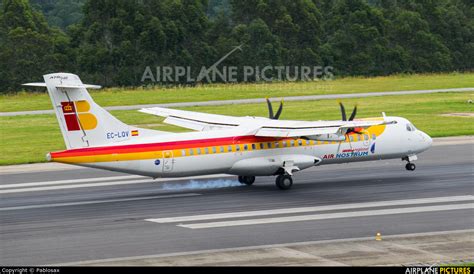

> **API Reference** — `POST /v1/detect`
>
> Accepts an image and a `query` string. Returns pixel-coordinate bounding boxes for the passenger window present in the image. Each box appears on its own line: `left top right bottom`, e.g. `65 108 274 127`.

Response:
260 143 264 149
283 141 287 147
181 150 186 156
252 144 256 150
275 142 280 148
306 140 310 145
364 134 369 141
189 149 194 156
372 134 376 140
290 140 295 146
197 148 202 155
244 144 248 150
236 145 240 151
349 136 354 142
220 146 224 153
298 140 302 146
228 145 232 152
212 147 216 153
268 142 272 148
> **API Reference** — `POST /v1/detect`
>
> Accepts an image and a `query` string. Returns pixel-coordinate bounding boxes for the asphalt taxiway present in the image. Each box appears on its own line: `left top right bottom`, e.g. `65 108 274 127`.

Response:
0 137 472 265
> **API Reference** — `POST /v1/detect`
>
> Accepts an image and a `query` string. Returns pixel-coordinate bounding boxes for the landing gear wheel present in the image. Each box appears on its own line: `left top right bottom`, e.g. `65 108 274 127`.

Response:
405 163 416 171
238 176 255 185
276 174 293 190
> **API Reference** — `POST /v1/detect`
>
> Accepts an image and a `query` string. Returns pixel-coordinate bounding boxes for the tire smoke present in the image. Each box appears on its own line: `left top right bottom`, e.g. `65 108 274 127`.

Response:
161 179 242 190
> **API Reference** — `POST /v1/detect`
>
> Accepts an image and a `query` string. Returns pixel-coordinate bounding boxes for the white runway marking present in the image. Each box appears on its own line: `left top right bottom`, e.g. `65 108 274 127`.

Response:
0 179 155 194
178 203 473 229
0 175 143 189
0 174 232 194
146 195 474 223
145 195 474 229
0 193 201 211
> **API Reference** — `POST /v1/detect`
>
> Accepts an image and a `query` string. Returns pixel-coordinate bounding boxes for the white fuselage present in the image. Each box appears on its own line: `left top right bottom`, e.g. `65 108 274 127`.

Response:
52 116 432 178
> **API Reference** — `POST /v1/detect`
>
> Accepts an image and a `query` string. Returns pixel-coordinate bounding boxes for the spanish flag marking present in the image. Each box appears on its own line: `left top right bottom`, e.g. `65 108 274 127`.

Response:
131 130 139 136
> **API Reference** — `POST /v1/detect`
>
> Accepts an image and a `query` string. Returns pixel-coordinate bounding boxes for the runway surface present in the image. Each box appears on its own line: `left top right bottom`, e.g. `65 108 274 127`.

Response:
2 87 472 116
0 140 473 265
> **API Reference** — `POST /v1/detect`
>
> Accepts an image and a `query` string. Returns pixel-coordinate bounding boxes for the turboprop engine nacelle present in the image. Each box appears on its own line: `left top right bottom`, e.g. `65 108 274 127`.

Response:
228 154 321 176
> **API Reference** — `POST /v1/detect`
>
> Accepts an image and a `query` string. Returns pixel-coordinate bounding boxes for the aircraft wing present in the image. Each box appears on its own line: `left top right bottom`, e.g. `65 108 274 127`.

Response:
140 107 394 137
252 119 392 137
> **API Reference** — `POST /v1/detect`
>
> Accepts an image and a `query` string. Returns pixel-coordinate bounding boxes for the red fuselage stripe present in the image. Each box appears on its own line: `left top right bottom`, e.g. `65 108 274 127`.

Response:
50 135 278 158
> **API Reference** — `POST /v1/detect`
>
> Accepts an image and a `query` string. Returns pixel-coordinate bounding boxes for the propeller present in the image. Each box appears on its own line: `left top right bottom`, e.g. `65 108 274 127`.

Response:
266 98 284 120
338 102 361 135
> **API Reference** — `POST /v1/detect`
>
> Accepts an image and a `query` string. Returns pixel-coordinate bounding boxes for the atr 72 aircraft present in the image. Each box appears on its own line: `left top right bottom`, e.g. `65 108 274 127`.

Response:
25 73 432 190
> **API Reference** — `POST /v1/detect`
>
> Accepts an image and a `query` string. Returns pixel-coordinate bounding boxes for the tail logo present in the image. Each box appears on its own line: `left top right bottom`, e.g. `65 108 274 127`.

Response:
61 101 97 131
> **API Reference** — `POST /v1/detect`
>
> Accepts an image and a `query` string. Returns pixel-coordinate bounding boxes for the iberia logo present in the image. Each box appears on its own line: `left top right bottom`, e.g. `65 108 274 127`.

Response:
61 101 97 131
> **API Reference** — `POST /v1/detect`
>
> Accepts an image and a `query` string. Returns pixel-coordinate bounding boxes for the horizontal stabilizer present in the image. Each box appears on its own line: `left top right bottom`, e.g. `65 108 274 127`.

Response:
23 82 102 89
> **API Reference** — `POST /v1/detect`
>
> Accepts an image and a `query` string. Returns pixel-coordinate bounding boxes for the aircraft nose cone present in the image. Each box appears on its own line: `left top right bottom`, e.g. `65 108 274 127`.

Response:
420 132 432 151
426 134 433 147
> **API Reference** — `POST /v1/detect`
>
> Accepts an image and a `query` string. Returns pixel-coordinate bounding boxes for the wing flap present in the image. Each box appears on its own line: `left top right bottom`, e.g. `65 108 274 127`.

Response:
164 116 235 131
255 127 339 137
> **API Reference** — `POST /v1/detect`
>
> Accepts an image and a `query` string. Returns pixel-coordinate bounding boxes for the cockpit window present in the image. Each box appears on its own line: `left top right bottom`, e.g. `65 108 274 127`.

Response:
406 123 416 132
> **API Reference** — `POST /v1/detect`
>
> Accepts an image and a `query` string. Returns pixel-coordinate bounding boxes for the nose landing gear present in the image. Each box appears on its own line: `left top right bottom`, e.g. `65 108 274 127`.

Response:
405 162 416 171
402 155 418 171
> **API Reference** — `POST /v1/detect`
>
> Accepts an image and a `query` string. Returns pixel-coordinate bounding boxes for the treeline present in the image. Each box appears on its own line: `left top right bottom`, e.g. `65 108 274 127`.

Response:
0 0 472 92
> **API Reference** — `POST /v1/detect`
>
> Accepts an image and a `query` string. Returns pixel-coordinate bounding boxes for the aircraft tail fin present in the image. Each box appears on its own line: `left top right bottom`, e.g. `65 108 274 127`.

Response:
25 73 164 149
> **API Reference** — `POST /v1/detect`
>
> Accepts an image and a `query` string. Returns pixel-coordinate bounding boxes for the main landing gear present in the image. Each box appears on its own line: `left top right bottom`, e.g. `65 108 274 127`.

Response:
238 175 294 190
238 176 255 185
275 174 293 190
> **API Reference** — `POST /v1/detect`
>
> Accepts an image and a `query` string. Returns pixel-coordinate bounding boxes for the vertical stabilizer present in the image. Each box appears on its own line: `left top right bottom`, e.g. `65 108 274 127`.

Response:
39 73 154 149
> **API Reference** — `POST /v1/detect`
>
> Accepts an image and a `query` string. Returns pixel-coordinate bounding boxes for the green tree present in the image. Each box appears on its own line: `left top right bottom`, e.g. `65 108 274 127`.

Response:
0 0 70 91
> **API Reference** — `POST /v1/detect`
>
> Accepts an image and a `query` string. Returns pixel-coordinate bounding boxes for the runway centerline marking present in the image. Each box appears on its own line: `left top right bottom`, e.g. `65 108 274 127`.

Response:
177 203 473 229
145 195 474 224
0 193 202 211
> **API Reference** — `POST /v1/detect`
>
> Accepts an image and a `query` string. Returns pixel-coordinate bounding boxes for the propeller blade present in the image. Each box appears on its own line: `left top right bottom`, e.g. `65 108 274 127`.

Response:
274 100 284 120
266 98 274 119
348 105 357 121
339 102 347 121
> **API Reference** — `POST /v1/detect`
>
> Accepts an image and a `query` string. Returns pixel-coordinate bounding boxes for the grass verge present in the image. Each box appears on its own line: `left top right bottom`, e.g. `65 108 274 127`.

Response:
1 72 473 112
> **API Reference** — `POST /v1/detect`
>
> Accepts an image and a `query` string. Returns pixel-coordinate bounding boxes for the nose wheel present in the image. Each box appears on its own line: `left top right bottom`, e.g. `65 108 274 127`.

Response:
403 155 418 171
405 163 416 171
238 176 255 185
276 174 293 190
